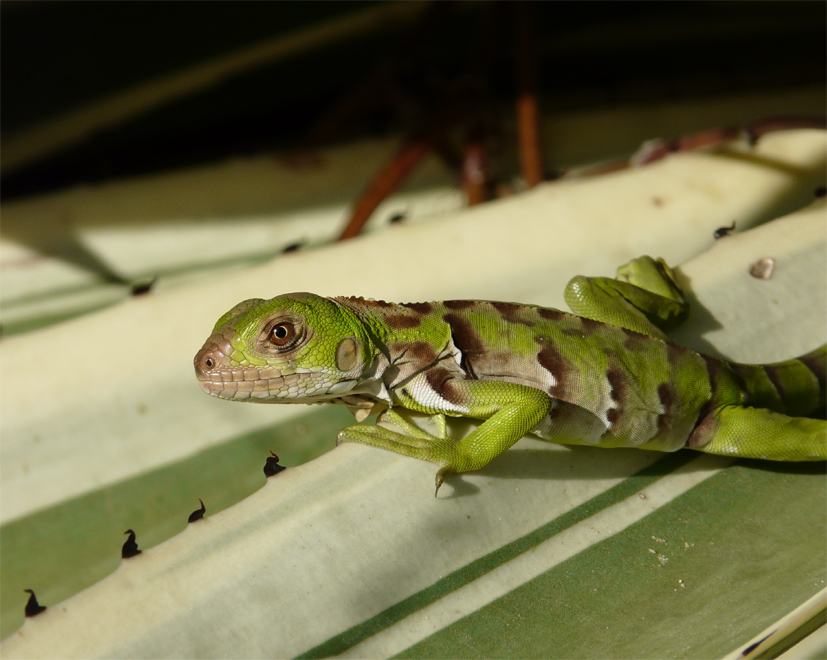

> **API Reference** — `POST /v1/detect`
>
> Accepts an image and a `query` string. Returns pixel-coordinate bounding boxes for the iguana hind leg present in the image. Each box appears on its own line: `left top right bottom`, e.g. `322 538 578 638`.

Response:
690 405 827 461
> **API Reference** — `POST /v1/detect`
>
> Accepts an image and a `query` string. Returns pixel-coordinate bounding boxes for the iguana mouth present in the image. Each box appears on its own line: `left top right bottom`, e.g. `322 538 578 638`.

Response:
194 332 318 401
196 371 313 401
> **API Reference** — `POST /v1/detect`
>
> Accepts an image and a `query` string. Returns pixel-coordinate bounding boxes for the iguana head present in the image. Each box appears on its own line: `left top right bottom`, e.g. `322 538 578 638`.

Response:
194 293 370 402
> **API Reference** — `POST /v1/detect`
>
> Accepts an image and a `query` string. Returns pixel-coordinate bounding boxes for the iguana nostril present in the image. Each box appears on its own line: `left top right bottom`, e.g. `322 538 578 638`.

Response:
205 357 215 369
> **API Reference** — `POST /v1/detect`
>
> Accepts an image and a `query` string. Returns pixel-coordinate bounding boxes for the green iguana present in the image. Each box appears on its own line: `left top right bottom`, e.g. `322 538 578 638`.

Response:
194 257 826 494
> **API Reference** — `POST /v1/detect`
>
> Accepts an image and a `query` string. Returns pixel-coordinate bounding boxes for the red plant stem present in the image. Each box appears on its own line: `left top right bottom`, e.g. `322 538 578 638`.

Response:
463 131 488 206
338 137 433 241
573 115 827 177
514 1 543 188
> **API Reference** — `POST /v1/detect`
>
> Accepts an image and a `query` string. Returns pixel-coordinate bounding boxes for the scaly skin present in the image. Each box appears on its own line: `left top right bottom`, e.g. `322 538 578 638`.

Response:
194 258 827 493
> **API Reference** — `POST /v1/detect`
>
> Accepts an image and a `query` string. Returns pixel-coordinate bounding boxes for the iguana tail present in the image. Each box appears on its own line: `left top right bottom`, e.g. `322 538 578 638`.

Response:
689 346 826 461
732 345 826 418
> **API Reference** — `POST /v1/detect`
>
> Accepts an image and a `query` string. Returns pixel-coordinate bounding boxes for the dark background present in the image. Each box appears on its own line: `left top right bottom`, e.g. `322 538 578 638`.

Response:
2 1 825 201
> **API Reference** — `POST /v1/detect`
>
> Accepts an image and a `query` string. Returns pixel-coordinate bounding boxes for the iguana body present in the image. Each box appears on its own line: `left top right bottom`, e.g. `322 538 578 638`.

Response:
195 257 826 492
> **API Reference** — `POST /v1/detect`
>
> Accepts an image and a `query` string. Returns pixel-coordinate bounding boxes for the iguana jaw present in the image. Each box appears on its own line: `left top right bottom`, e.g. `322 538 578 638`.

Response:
194 330 356 403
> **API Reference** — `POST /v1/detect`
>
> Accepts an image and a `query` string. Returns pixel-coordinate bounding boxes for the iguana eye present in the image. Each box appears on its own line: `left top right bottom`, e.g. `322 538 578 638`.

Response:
269 322 295 346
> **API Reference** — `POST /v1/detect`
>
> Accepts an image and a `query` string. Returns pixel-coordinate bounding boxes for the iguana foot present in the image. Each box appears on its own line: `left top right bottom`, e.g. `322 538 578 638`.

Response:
434 465 455 498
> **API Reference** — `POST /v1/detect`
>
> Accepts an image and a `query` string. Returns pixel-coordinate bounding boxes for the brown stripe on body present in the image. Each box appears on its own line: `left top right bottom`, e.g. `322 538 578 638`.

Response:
344 296 394 308
605 366 627 427
443 312 486 379
556 314 606 338
665 340 690 366
401 340 440 364
538 308 567 322
578 316 605 335
621 327 653 352
425 367 463 406
686 354 722 448
443 300 476 310
656 383 676 434
686 410 719 449
401 302 433 314
384 339 443 391
536 338 573 401
385 313 423 330
491 302 532 326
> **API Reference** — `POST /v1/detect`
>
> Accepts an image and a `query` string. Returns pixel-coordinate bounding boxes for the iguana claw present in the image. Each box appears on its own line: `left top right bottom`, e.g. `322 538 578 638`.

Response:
434 466 454 498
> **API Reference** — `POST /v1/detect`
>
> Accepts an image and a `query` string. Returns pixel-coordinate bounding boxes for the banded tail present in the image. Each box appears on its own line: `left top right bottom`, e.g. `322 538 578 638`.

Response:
690 345 827 461
734 345 826 418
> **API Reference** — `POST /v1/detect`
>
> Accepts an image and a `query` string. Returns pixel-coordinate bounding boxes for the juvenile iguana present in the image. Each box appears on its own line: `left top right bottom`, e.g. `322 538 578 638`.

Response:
194 257 826 494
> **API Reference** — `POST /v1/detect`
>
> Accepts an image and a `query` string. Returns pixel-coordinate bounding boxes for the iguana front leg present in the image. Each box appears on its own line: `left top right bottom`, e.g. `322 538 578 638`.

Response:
338 380 552 495
564 256 689 338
